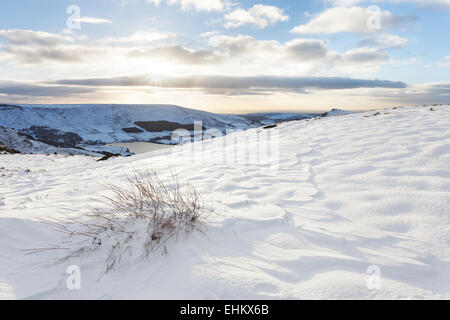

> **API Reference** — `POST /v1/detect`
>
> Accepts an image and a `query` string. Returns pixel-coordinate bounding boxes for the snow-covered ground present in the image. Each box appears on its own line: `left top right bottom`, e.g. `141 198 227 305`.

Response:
0 105 449 299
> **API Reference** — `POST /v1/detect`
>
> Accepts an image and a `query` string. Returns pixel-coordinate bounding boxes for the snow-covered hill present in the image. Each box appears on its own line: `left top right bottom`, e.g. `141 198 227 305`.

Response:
0 105 448 299
0 104 253 146
0 126 102 156
241 112 317 125
321 108 356 117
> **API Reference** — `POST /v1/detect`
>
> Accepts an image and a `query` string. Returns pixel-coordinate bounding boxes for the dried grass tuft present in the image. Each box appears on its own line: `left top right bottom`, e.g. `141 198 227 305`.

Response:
27 170 213 273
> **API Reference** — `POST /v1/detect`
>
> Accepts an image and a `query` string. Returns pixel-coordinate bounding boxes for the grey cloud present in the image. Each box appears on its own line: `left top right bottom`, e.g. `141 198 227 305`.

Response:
0 29 392 68
211 35 388 65
127 45 222 64
286 39 329 60
0 80 95 97
0 30 71 46
163 76 407 91
1 45 99 64
373 82 450 104
209 35 279 56
0 29 91 64
56 76 151 87
342 49 389 64
55 75 407 95
358 34 408 49
384 13 418 30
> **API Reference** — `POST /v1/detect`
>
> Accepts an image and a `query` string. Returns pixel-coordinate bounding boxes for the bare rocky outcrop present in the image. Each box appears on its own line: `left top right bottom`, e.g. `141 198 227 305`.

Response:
22 126 83 148
0 142 20 154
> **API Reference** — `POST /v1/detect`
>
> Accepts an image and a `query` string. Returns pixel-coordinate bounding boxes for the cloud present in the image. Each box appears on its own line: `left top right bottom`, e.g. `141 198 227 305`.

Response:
341 47 389 63
413 0 450 6
0 29 176 64
208 34 280 55
98 30 175 44
326 0 362 5
0 29 95 64
291 6 417 34
127 45 223 64
369 82 450 104
327 0 450 8
146 0 226 11
75 17 112 24
224 5 289 29
285 39 329 60
200 30 220 38
434 55 450 67
54 74 407 96
0 29 71 46
358 34 408 49
8 76 450 108
0 28 392 78
0 80 95 97
436 62 450 67
389 57 422 66
0 45 103 64
209 34 390 67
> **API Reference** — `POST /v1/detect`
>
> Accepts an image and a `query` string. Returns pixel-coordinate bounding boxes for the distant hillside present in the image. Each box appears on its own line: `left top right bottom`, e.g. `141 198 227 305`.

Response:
321 109 356 117
0 104 253 146
240 112 317 125
0 104 346 155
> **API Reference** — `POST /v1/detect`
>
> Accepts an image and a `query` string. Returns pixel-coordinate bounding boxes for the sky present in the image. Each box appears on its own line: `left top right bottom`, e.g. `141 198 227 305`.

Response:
0 0 449 114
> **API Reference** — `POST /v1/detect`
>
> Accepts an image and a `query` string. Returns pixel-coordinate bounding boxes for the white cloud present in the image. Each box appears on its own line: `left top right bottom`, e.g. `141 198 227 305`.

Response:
224 5 289 29
145 0 162 5
0 29 393 91
327 0 450 8
146 0 226 11
74 17 112 24
384 0 450 8
99 30 175 44
200 30 220 38
389 57 421 66
326 0 362 6
208 34 390 74
433 55 450 67
291 6 417 34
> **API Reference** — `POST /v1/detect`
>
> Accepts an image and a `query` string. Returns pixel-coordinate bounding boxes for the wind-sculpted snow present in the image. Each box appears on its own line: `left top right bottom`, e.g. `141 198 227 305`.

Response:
0 105 448 299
